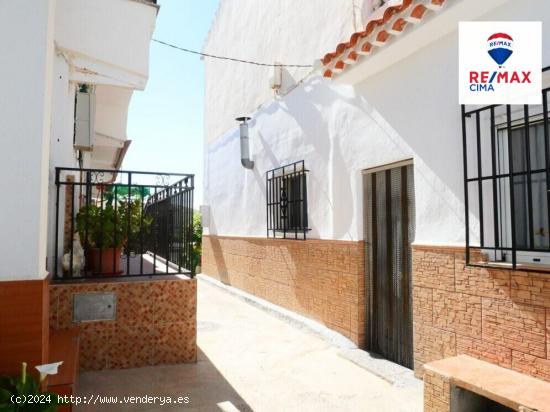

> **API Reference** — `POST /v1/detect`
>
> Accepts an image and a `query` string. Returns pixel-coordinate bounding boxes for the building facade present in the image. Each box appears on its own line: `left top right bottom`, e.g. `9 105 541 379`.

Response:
0 0 159 376
202 0 550 381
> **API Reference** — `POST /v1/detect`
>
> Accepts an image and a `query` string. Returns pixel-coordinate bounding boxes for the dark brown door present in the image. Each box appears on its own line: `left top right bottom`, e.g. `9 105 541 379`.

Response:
364 163 414 369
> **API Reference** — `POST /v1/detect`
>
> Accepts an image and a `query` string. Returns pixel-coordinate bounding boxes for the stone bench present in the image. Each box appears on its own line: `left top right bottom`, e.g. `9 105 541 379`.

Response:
424 355 550 412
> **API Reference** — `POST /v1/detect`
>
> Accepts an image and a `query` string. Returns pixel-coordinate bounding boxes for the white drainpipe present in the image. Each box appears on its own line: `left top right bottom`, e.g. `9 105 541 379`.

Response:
236 116 254 169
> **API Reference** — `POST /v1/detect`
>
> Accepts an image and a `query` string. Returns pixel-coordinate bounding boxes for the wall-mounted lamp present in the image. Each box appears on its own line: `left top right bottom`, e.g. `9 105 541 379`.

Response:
236 116 254 169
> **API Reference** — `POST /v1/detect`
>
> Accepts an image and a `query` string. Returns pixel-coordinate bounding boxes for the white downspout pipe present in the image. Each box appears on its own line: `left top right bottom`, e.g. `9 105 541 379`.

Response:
236 116 254 169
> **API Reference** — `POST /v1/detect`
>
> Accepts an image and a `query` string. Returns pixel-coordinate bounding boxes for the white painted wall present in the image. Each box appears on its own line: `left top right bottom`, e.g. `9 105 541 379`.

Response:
46 53 81 275
0 0 56 280
53 0 157 172
203 0 358 144
43 1 157 276
203 0 550 246
0 0 157 280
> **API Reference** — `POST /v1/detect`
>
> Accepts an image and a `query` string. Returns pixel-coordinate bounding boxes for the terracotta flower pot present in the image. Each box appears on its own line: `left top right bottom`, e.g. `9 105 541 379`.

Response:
89 247 123 275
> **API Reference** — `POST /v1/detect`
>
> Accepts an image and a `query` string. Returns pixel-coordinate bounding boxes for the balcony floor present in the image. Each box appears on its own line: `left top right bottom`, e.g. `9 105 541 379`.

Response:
119 253 184 276
75 277 422 411
56 253 189 282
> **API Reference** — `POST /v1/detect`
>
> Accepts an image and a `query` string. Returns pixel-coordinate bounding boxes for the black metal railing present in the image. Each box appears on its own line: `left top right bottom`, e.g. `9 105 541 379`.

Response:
461 67 550 270
266 160 309 240
53 167 194 280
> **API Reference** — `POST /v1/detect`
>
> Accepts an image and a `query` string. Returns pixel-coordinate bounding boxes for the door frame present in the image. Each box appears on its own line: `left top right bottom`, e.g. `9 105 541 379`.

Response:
362 159 414 368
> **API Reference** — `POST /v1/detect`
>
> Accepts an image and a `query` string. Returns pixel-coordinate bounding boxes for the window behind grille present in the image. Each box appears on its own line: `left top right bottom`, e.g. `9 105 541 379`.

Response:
266 161 309 240
461 74 550 270
497 122 549 254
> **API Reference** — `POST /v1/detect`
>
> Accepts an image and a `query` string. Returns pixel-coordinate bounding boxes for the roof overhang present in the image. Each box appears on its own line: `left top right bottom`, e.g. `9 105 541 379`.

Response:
62 50 148 90
55 0 157 90
321 0 511 85
88 85 134 169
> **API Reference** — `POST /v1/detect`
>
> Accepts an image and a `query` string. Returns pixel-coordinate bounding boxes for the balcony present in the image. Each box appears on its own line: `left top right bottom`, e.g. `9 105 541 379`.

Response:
52 167 195 280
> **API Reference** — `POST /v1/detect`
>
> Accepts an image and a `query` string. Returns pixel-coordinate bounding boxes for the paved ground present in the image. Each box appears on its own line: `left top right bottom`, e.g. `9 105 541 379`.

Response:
76 278 423 411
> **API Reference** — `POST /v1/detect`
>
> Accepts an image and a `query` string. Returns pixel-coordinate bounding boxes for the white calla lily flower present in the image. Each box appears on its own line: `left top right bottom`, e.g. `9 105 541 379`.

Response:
35 361 63 382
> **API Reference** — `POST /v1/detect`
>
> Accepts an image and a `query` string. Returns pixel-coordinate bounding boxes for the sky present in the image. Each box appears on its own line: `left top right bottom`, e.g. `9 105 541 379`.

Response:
124 0 220 205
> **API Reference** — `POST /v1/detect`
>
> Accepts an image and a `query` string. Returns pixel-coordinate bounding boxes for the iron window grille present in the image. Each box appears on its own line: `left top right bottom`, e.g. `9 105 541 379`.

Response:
461 67 550 270
266 160 309 240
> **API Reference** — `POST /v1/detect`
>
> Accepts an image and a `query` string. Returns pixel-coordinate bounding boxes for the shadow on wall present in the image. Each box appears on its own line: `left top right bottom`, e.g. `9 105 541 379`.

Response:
207 31 466 243
203 235 364 345
205 75 366 240
354 31 467 236
211 238 229 284
263 76 358 240
207 214 229 284
281 32 466 243
257 131 279 168
280 66 298 95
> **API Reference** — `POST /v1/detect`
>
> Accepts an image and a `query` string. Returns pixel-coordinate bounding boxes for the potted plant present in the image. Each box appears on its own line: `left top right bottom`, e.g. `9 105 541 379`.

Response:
120 198 153 257
76 202 125 274
75 199 151 275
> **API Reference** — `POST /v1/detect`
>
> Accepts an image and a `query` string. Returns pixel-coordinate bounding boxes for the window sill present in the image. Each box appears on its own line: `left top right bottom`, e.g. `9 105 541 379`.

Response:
467 260 550 273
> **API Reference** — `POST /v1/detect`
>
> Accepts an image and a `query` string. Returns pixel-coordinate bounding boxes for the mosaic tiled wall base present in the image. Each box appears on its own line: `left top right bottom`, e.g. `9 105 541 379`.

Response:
50 277 197 371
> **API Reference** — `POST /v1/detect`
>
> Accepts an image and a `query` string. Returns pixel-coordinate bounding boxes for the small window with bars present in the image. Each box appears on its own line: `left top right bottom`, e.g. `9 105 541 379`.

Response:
266 161 309 240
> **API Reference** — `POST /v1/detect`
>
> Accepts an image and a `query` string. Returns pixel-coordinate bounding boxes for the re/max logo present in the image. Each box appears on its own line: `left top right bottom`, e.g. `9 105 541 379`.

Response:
469 70 532 91
488 40 512 48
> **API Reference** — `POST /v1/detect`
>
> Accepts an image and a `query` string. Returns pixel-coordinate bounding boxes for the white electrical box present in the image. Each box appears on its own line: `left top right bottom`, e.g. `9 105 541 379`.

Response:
270 64 282 91
73 293 116 322
74 86 95 151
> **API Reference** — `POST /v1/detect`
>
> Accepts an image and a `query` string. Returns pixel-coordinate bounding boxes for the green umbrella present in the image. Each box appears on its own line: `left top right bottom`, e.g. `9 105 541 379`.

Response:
105 185 150 201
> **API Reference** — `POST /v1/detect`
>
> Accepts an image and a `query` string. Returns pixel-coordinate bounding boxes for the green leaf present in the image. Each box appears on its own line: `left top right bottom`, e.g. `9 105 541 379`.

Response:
0 378 14 393
0 404 16 412
0 388 13 403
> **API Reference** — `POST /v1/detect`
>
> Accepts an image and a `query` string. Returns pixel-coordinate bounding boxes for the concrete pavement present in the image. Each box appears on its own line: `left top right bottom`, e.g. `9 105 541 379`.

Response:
75 278 423 411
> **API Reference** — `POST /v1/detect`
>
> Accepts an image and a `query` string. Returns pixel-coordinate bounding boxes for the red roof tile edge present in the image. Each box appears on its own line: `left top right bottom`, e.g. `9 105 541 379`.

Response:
321 0 447 78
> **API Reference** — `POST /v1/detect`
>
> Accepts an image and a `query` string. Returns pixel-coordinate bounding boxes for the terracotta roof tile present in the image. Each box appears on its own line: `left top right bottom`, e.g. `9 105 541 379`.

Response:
321 0 447 78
